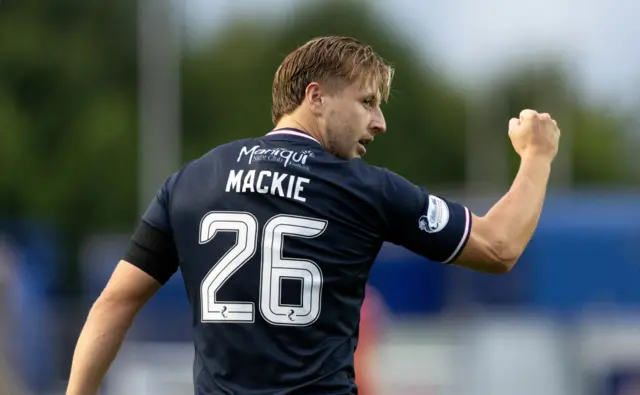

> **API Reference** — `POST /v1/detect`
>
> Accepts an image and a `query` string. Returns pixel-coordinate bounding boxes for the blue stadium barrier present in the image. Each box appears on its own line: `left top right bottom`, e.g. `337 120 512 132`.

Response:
368 243 447 315
1 221 58 393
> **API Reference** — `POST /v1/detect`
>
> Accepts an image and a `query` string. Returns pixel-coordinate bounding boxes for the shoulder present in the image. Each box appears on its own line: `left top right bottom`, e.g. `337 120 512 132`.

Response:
334 160 425 219
343 159 390 188
195 138 256 164
350 160 423 205
349 160 415 188
177 138 256 175
153 139 253 200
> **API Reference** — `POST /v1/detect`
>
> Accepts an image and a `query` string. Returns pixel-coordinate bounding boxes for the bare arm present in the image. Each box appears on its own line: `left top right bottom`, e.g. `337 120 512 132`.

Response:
66 260 160 395
453 110 560 273
455 156 551 273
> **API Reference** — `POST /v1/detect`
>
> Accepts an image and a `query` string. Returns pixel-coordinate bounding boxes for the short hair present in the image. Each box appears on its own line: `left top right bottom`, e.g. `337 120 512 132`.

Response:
271 36 394 125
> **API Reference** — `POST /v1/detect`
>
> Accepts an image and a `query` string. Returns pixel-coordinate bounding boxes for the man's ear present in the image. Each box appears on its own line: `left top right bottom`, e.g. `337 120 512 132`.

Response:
305 82 324 115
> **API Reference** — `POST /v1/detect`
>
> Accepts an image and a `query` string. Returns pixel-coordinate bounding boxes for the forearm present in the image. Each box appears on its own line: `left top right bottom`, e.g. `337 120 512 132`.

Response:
66 299 136 395
485 156 552 260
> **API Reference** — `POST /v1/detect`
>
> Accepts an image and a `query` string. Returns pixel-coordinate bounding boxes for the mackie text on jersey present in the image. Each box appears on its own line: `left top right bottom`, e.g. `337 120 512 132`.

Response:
225 169 310 203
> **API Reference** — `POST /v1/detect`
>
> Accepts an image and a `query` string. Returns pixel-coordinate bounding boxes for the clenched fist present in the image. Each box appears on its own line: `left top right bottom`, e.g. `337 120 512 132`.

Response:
508 109 560 161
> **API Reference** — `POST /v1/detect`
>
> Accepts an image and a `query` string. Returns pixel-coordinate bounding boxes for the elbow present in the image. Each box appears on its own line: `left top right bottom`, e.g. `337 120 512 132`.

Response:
488 237 521 274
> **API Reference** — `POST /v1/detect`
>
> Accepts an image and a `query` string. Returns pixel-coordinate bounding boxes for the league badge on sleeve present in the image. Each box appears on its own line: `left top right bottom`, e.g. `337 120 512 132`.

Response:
418 195 450 233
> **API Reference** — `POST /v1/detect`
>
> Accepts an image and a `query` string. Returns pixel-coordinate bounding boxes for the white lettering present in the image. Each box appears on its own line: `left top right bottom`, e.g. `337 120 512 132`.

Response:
294 177 310 202
293 151 307 165
256 170 270 194
285 174 295 199
226 170 244 192
226 169 309 202
279 150 293 167
236 145 312 168
237 146 260 164
241 170 256 193
271 172 286 197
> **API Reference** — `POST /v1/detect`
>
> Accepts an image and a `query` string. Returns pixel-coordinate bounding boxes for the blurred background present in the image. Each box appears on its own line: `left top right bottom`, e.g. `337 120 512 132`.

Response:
1 1 640 394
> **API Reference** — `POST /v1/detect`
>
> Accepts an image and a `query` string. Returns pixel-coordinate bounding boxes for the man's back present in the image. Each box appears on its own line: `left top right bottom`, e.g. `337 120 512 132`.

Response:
141 129 470 394
176 130 382 394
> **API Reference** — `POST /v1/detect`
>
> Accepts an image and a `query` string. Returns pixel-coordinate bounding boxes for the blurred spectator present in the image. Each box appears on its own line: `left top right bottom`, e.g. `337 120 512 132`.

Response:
355 286 387 395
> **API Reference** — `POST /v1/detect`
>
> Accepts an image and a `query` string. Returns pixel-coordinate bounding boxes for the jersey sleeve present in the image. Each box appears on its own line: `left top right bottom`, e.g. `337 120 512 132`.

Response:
379 169 472 263
123 173 180 285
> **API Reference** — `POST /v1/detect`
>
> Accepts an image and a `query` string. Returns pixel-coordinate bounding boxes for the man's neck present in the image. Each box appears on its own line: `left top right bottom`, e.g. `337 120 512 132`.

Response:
274 115 326 148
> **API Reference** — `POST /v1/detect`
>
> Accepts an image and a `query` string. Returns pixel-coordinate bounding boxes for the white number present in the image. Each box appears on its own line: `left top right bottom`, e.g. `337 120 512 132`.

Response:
199 212 258 323
261 215 325 326
199 212 327 327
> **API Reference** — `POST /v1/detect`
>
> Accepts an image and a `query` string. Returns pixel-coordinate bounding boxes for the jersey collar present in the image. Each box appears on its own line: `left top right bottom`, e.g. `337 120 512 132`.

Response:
266 128 322 146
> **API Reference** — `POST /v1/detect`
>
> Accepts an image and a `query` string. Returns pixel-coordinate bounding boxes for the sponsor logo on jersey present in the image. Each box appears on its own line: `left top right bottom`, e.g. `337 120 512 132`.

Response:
418 195 450 233
237 145 314 170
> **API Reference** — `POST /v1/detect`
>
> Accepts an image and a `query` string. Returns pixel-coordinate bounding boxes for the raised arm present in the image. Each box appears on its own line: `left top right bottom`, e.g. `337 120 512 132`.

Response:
381 109 560 274
453 110 559 272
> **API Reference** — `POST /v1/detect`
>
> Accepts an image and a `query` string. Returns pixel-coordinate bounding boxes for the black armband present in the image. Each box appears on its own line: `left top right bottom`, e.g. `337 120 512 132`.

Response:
123 220 179 285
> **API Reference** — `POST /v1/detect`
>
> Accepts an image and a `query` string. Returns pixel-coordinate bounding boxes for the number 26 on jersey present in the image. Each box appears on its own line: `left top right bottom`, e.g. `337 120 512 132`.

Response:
199 212 326 327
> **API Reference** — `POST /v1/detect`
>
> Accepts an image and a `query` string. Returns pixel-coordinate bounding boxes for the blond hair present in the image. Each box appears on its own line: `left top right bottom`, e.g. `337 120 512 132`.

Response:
271 36 394 124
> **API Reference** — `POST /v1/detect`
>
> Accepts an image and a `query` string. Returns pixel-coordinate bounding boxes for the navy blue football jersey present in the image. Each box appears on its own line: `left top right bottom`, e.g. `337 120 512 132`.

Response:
127 128 471 394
